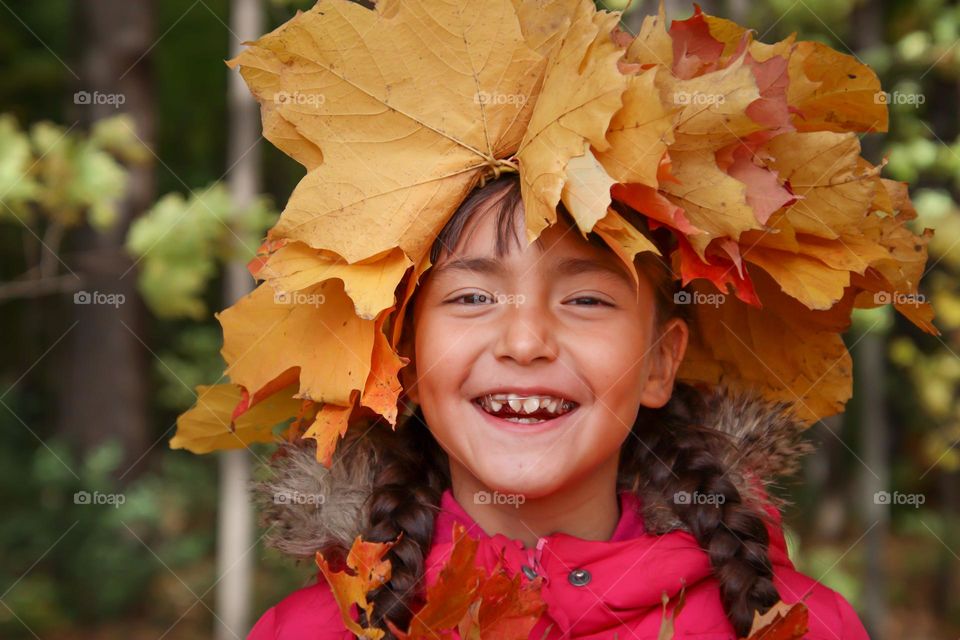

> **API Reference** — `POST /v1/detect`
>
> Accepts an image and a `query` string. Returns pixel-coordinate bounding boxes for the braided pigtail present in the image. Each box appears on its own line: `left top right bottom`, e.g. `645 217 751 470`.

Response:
620 382 781 637
360 407 450 636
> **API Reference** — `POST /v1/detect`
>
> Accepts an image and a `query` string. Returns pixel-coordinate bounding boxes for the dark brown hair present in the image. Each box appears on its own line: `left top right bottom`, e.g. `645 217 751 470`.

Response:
358 174 780 637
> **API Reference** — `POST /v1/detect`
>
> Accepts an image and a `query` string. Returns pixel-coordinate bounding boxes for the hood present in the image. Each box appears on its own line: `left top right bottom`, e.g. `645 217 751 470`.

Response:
252 384 813 560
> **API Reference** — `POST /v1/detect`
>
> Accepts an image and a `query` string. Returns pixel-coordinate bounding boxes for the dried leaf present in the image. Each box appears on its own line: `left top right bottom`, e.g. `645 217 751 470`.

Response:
517 1 626 241
317 534 398 640
171 383 299 453
742 600 809 640
218 278 375 407
230 0 544 264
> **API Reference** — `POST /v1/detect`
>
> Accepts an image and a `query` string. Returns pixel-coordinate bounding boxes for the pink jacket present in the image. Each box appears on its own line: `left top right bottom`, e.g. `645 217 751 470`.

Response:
248 487 869 639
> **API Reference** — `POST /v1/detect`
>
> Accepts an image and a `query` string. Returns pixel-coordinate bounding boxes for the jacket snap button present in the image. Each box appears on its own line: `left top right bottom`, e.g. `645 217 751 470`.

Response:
567 568 591 586
521 565 538 580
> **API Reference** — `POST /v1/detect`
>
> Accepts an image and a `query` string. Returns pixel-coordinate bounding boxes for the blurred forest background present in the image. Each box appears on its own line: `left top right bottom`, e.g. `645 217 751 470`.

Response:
1 0 958 638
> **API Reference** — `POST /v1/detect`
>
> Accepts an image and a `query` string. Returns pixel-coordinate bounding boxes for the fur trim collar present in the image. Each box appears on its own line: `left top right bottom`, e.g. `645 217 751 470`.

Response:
252 385 812 559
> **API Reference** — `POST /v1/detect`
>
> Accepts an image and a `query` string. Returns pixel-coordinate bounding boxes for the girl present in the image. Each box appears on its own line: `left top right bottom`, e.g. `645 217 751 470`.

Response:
248 175 871 639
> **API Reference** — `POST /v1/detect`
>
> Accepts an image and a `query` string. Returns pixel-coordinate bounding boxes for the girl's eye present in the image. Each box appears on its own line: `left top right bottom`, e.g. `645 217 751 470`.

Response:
450 292 495 305
566 296 611 306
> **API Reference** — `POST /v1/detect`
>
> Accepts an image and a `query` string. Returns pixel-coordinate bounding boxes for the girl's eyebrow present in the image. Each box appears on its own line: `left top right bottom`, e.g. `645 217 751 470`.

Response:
432 255 633 287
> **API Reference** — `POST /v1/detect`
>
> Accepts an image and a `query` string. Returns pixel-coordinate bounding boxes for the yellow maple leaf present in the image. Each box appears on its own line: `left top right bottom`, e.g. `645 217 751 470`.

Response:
171 383 299 453
218 278 375 407
516 0 627 242
596 67 677 188
262 242 412 321
787 41 888 134
765 131 880 238
229 0 544 265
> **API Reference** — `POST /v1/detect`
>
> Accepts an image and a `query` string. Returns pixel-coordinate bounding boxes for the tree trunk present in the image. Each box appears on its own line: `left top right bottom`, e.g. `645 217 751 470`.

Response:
215 0 263 637
850 1 888 636
58 0 155 480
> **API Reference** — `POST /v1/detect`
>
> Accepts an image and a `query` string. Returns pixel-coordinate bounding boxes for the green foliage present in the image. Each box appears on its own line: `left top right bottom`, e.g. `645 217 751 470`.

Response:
0 415 218 636
0 114 145 230
125 182 277 319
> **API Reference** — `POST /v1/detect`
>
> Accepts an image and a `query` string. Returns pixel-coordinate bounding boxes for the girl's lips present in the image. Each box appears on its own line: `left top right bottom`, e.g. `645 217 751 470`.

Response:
470 397 581 435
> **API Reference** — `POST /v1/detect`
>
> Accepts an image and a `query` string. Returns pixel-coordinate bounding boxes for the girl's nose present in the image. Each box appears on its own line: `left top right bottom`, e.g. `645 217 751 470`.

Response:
491 297 560 365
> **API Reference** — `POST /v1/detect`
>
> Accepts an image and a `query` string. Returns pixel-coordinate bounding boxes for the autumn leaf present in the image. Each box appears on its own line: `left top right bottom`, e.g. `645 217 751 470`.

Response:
229 0 545 265
317 534 398 640
261 242 412 320
303 394 357 468
360 309 409 427
660 147 760 259
171 383 299 453
218 278 375 408
673 234 759 307
787 41 888 134
560 145 617 233
740 600 809 640
592 206 662 289
224 44 323 170
764 131 880 239
677 269 856 423
656 585 687 640
516 0 627 242
596 67 676 188
389 522 546 640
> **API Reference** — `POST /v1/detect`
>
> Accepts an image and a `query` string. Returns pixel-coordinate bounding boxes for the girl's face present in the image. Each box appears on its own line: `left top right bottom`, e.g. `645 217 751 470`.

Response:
404 196 688 500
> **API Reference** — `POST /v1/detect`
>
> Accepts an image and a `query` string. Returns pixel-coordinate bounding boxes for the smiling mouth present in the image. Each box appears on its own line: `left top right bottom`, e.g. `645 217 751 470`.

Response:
472 393 580 424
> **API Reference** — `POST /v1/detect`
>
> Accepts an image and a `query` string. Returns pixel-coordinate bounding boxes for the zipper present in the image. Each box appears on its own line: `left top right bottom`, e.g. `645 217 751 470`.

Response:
525 537 548 584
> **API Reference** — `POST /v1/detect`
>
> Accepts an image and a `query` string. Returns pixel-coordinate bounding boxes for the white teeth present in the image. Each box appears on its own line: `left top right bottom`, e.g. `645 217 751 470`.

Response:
477 393 577 417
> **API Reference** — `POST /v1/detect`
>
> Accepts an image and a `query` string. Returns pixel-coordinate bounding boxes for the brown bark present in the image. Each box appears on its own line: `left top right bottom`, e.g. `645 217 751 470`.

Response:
57 0 156 480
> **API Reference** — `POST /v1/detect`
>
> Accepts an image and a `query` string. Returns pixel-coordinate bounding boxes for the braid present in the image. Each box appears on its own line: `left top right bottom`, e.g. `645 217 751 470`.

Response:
620 382 781 637
360 407 450 636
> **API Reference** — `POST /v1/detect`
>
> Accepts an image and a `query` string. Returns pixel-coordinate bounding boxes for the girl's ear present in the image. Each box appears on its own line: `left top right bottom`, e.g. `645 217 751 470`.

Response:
639 317 689 408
